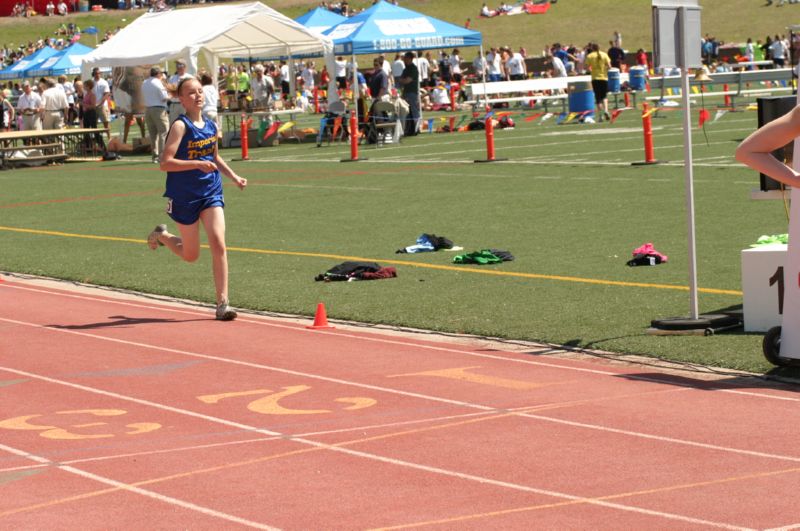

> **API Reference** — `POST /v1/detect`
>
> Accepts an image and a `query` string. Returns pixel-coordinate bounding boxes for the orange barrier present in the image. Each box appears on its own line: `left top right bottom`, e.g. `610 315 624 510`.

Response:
239 114 252 161
341 111 366 162
474 115 507 163
631 103 660 166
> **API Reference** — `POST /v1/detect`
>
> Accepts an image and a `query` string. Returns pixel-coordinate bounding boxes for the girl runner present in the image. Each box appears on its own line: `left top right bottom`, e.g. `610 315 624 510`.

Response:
148 76 247 320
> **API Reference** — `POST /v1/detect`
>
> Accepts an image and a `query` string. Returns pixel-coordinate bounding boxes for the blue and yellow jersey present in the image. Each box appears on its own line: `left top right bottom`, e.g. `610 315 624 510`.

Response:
164 115 222 203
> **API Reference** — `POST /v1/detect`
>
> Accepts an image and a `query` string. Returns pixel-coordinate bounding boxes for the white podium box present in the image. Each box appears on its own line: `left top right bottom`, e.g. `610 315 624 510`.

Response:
741 244 787 332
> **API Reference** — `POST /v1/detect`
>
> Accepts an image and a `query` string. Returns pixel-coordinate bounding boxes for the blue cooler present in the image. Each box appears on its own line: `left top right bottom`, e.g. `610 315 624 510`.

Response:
568 81 594 114
607 68 621 93
629 67 646 91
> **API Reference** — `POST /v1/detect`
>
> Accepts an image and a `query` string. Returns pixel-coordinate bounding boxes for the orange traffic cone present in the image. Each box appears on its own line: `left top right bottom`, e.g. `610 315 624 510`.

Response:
306 302 335 330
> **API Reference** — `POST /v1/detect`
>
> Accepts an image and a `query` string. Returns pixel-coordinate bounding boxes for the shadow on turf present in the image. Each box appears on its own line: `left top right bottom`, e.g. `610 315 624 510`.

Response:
47 315 208 330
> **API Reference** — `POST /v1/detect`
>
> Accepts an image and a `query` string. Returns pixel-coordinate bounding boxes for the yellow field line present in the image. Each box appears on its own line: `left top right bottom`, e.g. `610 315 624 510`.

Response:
0 225 742 296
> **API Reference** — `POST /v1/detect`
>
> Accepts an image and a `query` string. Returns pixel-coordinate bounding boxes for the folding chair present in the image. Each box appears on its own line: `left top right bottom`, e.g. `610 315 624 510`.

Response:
369 101 399 148
317 100 347 146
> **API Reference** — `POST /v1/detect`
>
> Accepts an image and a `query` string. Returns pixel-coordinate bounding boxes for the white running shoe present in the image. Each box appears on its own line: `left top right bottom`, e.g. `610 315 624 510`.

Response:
216 300 238 321
147 224 167 250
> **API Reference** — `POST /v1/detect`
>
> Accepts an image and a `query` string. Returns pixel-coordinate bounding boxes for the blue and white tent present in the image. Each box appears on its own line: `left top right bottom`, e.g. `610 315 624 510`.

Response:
295 7 346 35
322 0 481 56
0 46 58 80
29 43 102 78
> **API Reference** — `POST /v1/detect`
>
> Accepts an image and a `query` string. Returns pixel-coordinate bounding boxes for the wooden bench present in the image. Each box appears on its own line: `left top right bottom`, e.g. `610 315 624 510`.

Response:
0 128 106 170
0 142 66 169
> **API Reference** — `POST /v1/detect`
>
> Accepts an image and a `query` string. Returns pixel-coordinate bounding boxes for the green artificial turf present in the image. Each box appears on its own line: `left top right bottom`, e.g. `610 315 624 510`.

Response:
1 97 795 375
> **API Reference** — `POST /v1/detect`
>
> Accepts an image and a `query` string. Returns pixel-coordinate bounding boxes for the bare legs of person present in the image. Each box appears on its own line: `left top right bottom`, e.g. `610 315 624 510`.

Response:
598 98 610 122
148 206 237 321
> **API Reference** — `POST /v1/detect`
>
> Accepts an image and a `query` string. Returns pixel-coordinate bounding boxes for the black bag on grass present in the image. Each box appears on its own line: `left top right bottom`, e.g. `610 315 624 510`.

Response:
315 261 381 281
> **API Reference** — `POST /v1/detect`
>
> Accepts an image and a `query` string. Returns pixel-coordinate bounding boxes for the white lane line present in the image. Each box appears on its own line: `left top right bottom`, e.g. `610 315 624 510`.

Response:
0 366 755 530
0 442 279 529
5 310 800 464
1 284 796 401
765 524 800 531
0 409 500 474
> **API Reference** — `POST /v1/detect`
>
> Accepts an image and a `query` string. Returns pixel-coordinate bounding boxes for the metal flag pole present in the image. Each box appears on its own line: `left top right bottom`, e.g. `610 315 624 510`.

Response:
648 0 739 335
679 50 699 320
480 43 488 109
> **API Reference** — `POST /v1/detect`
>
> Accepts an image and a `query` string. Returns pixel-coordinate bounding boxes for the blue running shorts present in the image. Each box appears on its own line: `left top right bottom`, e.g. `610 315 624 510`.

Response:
166 195 224 225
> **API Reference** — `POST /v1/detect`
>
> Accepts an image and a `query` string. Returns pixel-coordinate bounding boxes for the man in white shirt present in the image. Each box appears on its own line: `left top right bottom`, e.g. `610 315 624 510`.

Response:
334 56 347 90
549 54 567 78
449 49 462 83
0 92 15 132
416 52 430 88
770 36 787 67
141 66 169 163
167 60 192 123
391 54 405 88
506 49 526 80
301 61 316 92
17 81 43 132
279 60 290 98
91 67 111 137
487 47 503 82
251 64 274 108
472 51 487 81
41 78 68 129
58 74 75 125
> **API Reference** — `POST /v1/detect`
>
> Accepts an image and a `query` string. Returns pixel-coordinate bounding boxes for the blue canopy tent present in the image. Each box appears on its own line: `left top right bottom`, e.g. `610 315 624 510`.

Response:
0 46 58 80
295 7 346 35
322 0 482 100
29 43 102 78
322 0 482 56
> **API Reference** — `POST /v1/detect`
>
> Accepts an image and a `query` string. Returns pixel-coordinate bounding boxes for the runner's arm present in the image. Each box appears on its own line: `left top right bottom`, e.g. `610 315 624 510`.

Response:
735 105 800 188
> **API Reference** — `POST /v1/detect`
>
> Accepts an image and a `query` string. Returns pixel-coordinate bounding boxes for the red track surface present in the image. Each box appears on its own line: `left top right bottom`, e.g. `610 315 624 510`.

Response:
2 275 800 530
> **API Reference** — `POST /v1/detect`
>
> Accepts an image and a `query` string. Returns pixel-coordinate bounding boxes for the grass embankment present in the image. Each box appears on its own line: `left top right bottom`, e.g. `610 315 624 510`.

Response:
0 0 794 62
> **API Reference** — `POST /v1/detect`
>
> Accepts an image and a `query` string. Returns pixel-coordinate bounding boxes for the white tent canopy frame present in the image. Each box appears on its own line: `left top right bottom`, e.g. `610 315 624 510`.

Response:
80 2 338 104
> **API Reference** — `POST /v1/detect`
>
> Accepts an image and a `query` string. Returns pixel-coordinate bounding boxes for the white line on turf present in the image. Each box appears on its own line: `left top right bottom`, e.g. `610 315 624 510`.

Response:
261 124 755 162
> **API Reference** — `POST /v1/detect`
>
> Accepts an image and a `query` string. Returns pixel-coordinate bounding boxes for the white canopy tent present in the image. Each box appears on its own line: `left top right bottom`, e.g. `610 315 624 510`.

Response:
80 2 337 103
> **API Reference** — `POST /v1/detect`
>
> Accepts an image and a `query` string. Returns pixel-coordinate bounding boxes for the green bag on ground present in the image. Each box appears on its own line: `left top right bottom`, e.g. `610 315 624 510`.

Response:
453 250 503 265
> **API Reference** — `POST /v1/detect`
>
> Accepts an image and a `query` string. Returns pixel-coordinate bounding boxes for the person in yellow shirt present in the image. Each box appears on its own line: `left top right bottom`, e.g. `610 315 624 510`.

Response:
225 66 239 110
237 65 251 111
585 42 612 122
